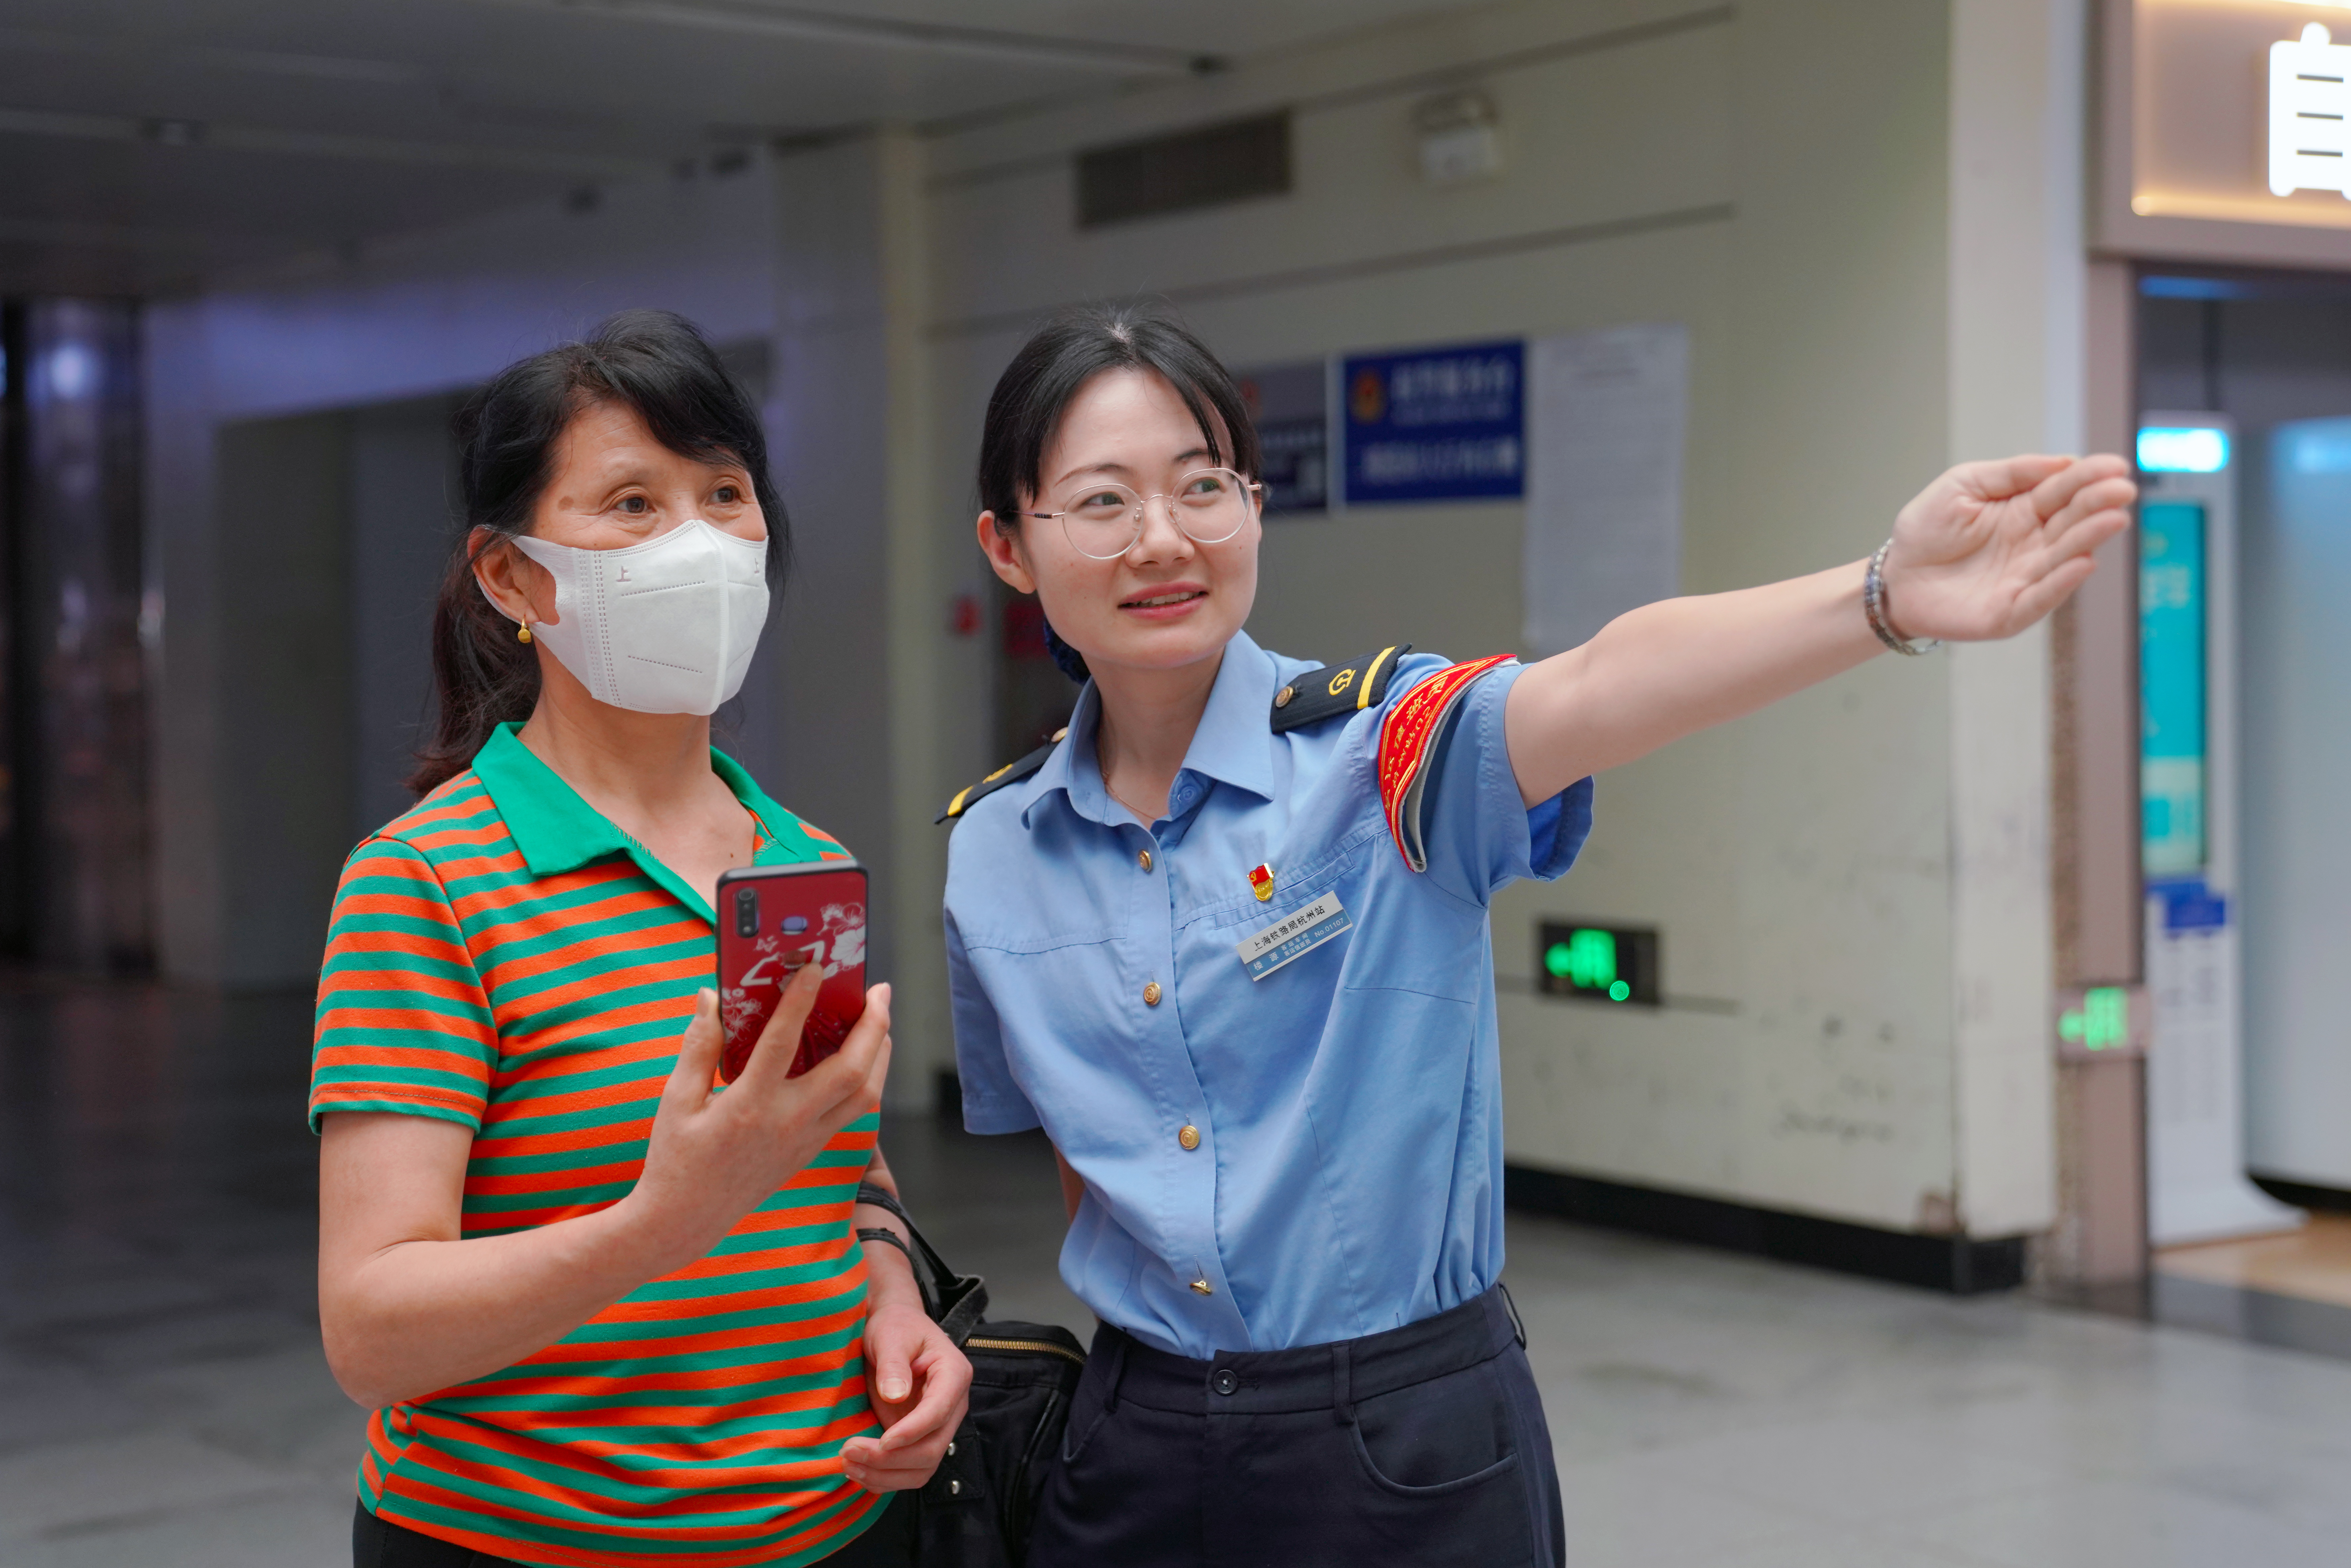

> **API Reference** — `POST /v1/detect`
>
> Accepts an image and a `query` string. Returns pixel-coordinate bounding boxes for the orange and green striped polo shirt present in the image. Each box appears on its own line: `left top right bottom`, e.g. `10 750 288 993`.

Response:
311 722 884 1568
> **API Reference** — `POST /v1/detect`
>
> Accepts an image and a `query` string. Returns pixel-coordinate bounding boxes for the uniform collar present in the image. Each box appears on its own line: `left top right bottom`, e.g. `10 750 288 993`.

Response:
1182 631 1280 801
470 724 812 913
1018 631 1278 829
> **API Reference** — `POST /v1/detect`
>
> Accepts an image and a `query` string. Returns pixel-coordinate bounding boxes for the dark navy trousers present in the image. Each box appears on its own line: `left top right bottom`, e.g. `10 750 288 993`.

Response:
1029 1286 1564 1568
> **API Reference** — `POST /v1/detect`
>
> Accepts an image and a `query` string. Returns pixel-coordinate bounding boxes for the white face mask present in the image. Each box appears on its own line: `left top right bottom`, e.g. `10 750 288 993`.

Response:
500 519 769 715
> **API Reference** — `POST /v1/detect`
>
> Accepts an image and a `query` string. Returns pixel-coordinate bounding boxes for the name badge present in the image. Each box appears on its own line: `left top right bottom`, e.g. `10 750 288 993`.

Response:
1235 891 1351 981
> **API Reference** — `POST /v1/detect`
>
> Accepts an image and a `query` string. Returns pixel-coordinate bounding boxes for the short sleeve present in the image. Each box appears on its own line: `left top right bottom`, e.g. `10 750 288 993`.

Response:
310 835 498 1135
1400 659 1596 906
945 907 1042 1136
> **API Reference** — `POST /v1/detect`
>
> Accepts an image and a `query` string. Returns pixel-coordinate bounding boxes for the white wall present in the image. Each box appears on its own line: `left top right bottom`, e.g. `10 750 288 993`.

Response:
903 0 2071 1238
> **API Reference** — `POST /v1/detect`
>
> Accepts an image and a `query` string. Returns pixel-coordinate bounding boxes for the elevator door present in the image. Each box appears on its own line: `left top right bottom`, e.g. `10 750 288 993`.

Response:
2243 416 2351 1190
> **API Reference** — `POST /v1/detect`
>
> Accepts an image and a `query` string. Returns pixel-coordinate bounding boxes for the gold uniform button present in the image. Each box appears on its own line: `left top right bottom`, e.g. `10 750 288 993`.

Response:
1190 1279 1215 1296
1139 849 1153 872
1275 684 1295 708
1143 980 1162 1007
1178 1124 1201 1151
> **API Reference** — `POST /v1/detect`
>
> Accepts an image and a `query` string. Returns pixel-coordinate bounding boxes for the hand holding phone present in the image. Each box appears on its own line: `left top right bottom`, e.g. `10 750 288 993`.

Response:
714 861 868 1083
625 972 892 1282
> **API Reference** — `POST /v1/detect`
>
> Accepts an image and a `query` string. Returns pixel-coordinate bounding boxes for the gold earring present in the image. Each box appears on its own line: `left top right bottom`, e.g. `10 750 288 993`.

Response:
517 623 533 645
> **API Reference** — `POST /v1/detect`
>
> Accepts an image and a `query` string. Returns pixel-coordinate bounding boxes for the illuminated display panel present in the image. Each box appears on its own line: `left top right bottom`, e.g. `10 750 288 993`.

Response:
2140 497 2209 877
1536 922 1660 1008
2102 0 2351 264
2138 426 2231 472
2133 0 2351 229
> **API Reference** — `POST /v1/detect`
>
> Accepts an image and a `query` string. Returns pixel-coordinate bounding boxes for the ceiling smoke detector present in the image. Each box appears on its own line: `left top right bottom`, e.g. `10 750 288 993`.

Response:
1414 89 1501 186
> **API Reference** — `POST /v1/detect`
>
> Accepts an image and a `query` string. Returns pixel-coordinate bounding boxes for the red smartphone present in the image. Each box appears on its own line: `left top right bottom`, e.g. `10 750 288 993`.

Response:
713 860 868 1084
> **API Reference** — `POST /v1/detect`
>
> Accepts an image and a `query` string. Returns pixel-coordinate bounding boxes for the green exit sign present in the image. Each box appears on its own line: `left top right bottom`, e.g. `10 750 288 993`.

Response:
1537 922 1660 1007
2054 985 2146 1060
2059 988 2128 1051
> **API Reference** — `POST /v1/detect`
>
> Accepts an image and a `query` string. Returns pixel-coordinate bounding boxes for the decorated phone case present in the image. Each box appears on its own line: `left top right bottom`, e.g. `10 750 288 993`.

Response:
713 861 868 1084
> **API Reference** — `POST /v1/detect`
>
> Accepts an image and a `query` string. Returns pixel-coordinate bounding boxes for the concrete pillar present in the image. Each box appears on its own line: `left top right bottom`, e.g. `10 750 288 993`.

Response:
348 396 461 840
769 129 943 1108
2046 255 2150 1290
1943 0 2092 1240
209 411 357 987
14 299 152 972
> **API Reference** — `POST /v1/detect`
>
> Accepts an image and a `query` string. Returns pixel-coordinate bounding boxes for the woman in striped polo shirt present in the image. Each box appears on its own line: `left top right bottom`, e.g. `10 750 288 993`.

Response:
313 311 968 1567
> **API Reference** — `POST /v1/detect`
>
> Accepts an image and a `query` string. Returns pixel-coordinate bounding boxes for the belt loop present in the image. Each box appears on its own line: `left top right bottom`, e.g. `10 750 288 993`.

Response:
1331 1340 1356 1427
1498 1281 1527 1349
1103 1329 1132 1413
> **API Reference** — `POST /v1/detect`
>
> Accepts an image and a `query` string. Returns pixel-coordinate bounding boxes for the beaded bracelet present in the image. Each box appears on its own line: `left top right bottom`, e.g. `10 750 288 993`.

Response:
1865 541 1939 656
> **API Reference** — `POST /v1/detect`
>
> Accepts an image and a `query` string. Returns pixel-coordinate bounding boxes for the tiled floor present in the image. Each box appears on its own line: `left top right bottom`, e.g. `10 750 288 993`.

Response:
6 978 2351 1565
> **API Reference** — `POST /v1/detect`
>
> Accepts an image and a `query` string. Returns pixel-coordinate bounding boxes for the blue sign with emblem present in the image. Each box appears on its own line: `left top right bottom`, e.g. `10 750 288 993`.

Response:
1341 340 1524 505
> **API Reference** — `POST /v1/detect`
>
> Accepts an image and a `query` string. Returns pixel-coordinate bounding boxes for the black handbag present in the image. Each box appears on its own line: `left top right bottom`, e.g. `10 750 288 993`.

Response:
857 1185 1085 1567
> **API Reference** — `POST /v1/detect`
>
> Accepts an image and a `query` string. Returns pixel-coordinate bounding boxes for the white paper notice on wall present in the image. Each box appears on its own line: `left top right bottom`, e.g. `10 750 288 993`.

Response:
1523 324 1689 657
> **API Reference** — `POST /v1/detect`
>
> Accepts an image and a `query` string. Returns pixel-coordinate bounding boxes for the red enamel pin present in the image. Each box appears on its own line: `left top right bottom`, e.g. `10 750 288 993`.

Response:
1248 863 1276 901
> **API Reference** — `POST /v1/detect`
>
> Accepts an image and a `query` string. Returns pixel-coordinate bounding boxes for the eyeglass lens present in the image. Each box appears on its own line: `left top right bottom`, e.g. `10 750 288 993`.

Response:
1060 468 1253 560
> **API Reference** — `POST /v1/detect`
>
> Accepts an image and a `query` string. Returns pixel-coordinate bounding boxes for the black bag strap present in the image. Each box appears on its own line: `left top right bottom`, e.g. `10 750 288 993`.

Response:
857 1181 990 1343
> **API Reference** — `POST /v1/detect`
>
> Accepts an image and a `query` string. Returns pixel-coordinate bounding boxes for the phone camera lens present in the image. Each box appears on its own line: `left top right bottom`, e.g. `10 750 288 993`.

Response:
733 886 759 938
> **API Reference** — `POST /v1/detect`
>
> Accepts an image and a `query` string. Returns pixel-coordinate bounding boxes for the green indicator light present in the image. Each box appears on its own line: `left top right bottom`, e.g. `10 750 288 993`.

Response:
2057 987 2130 1051
1558 928 1616 990
1538 921 1657 1007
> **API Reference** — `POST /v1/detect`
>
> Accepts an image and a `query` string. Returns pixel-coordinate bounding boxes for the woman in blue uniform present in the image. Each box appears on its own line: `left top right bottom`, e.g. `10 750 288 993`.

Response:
940 304 2133 1567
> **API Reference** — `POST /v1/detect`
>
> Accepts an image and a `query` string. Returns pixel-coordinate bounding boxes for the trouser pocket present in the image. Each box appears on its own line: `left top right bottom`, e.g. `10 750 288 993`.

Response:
1317 1338 1563 1568
1347 1354 1523 1496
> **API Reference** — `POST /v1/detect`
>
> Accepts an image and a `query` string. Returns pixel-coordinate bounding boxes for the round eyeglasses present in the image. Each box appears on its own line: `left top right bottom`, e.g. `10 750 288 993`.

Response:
1018 467 1261 561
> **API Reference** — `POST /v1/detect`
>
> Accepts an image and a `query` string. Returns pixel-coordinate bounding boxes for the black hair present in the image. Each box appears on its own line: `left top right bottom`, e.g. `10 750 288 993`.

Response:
977 301 1260 683
407 309 789 796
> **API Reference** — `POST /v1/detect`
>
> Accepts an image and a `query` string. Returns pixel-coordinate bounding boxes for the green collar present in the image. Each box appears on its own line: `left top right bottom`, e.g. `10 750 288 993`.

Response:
469 723 827 923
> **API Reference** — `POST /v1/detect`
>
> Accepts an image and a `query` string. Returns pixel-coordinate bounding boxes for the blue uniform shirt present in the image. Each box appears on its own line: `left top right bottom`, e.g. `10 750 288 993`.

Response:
944 631 1593 1357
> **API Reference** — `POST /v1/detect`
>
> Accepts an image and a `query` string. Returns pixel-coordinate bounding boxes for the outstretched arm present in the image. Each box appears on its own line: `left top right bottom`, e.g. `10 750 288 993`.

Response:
1503 453 2136 804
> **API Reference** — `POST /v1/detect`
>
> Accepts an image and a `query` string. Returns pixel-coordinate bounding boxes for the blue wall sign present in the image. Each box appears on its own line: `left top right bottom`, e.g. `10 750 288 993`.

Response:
1341 340 1523 505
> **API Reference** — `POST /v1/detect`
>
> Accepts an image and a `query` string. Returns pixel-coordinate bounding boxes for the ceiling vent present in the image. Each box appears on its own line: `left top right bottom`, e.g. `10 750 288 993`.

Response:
1076 110 1291 229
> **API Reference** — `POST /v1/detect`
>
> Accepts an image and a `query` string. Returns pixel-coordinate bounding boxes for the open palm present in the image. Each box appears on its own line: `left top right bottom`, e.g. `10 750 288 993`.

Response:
1882 454 2136 642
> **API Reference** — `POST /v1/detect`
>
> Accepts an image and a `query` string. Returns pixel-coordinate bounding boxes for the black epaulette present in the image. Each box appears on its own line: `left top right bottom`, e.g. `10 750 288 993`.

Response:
937 728 1067 824
1269 645 1411 733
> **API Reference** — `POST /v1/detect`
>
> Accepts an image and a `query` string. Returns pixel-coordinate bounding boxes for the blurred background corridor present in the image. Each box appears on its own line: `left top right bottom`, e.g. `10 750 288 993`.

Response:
2 1 2351 1563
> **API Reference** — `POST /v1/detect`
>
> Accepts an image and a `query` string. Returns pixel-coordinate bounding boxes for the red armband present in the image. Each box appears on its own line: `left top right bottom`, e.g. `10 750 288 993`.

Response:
1376 654 1513 872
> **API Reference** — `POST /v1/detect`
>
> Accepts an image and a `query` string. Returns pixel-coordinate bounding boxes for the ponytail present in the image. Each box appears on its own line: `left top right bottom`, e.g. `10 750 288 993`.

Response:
404 309 789 797
405 533 542 796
